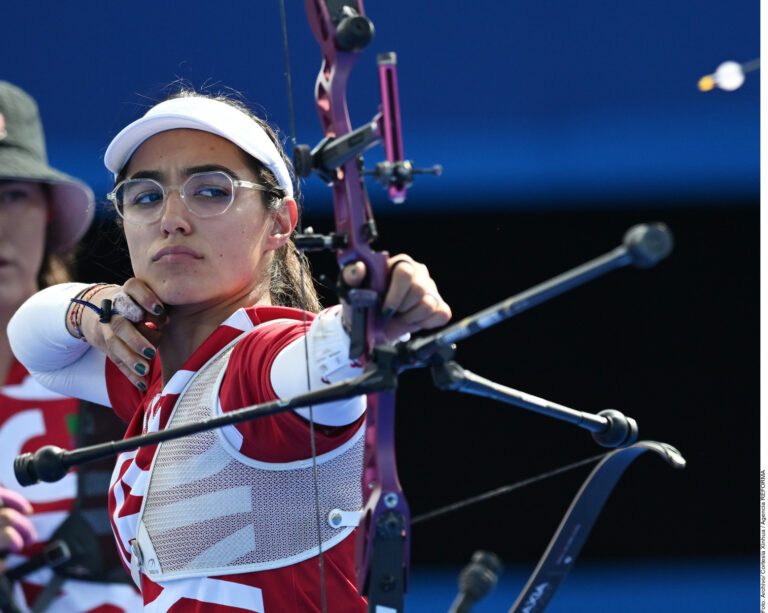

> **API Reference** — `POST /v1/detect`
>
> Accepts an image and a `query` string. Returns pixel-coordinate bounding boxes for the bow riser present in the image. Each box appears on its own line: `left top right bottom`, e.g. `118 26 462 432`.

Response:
306 0 387 293
303 1 410 609
357 391 410 603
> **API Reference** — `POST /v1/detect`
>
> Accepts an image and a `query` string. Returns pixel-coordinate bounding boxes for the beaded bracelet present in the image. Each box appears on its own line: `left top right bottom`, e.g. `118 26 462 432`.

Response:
68 283 114 339
68 286 93 339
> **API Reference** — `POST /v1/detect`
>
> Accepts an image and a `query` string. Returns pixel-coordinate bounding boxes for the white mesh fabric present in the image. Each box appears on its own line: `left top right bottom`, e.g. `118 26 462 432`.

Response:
138 337 364 581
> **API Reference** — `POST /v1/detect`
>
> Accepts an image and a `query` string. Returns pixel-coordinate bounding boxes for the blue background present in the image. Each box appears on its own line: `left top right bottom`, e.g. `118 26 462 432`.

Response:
0 0 759 212
1 2 759 610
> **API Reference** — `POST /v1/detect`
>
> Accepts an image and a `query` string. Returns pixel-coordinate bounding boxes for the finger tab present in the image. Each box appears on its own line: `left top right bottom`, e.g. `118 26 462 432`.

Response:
113 292 144 322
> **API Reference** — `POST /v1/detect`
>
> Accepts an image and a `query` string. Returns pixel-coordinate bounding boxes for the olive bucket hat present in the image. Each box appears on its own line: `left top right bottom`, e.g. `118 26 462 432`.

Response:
0 81 94 253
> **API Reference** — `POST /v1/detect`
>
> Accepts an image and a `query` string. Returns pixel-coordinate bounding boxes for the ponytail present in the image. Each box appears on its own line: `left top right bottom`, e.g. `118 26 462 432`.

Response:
270 243 322 312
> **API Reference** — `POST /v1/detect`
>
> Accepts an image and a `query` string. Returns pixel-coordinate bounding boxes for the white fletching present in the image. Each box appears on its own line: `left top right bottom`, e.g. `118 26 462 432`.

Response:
714 61 745 91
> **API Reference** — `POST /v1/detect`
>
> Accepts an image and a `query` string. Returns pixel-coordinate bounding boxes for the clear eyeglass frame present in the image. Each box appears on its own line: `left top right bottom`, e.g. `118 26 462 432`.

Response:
106 170 274 224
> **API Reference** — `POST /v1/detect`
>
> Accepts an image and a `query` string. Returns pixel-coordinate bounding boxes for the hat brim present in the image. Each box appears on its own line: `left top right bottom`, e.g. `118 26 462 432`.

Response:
0 147 94 253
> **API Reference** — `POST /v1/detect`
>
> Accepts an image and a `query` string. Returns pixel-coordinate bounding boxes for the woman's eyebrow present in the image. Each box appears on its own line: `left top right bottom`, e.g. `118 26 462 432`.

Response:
128 169 164 181
183 164 241 179
127 165 242 181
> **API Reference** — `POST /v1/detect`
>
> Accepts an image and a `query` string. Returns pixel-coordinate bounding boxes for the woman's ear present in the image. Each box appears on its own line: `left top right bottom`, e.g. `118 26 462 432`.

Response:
265 198 298 251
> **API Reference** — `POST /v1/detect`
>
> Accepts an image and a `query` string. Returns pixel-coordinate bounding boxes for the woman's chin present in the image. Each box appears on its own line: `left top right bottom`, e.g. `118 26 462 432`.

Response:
146 275 258 313
159 292 208 308
0 275 37 312
152 282 213 308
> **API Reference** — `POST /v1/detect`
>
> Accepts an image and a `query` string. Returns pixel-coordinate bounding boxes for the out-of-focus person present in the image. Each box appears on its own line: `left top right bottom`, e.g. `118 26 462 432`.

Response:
0 80 141 612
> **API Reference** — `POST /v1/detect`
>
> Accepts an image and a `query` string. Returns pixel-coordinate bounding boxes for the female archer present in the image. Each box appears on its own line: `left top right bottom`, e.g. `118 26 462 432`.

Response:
8 90 451 612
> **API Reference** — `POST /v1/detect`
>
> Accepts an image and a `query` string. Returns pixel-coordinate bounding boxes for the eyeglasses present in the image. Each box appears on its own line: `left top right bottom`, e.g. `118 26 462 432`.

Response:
107 170 273 224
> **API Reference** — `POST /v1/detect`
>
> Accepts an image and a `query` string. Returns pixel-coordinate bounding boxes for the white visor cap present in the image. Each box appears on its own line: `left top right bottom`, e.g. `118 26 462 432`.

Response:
104 96 293 199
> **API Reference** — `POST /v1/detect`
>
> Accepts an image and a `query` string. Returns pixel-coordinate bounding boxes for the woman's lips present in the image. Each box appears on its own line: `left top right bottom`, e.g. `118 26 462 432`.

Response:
151 246 203 262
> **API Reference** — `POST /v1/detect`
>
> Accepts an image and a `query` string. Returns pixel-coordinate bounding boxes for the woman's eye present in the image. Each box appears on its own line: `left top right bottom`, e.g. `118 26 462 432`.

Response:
0 189 31 204
131 191 163 206
195 186 229 199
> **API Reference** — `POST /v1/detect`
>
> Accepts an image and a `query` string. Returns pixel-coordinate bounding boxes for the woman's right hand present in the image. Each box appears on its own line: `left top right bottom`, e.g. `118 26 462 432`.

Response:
70 279 167 391
0 487 36 555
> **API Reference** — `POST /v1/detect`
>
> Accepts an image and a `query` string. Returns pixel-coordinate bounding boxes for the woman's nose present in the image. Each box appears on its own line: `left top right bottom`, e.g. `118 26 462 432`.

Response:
159 189 192 235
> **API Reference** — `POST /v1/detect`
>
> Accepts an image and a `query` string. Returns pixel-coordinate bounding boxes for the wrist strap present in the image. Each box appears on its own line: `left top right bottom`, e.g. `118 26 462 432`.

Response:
70 298 119 324
68 283 113 339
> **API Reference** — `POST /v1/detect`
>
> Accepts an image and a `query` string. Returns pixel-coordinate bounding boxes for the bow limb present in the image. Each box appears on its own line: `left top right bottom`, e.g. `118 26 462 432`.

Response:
508 441 686 613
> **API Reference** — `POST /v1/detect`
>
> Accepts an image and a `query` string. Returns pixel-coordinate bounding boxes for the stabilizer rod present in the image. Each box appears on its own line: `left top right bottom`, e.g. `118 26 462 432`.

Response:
432 361 638 448
14 367 396 486
14 223 671 485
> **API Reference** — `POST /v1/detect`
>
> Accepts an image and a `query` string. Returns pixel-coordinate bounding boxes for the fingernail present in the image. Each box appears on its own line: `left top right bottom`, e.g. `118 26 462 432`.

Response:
383 307 396 319
153 304 164 314
136 381 147 392
143 347 156 359
134 363 147 376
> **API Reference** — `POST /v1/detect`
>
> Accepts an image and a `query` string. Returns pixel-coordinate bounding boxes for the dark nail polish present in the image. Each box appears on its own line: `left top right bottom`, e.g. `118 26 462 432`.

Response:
382 307 396 319
136 381 147 392
134 363 147 375
153 304 164 315
143 347 156 359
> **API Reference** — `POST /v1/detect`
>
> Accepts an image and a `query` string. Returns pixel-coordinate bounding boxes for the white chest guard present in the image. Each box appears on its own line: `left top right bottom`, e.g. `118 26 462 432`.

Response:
131 329 364 584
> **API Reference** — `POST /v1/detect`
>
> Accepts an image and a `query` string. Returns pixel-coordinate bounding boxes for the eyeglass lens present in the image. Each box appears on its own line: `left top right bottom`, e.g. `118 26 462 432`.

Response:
115 171 236 222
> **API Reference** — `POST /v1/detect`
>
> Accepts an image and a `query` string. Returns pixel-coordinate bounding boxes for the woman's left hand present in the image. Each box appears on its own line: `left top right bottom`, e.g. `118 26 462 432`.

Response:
341 254 451 342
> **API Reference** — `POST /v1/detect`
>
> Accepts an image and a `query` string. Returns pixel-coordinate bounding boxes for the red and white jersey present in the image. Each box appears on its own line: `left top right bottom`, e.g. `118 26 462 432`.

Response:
106 306 367 612
0 359 142 612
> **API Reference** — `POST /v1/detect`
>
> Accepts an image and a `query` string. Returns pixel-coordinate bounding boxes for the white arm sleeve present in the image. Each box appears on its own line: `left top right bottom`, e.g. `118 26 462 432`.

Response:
271 306 366 426
7 283 111 406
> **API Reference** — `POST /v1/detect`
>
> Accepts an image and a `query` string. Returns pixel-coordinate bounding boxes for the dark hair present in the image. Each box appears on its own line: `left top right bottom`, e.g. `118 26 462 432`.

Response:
117 89 322 313
38 251 74 288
